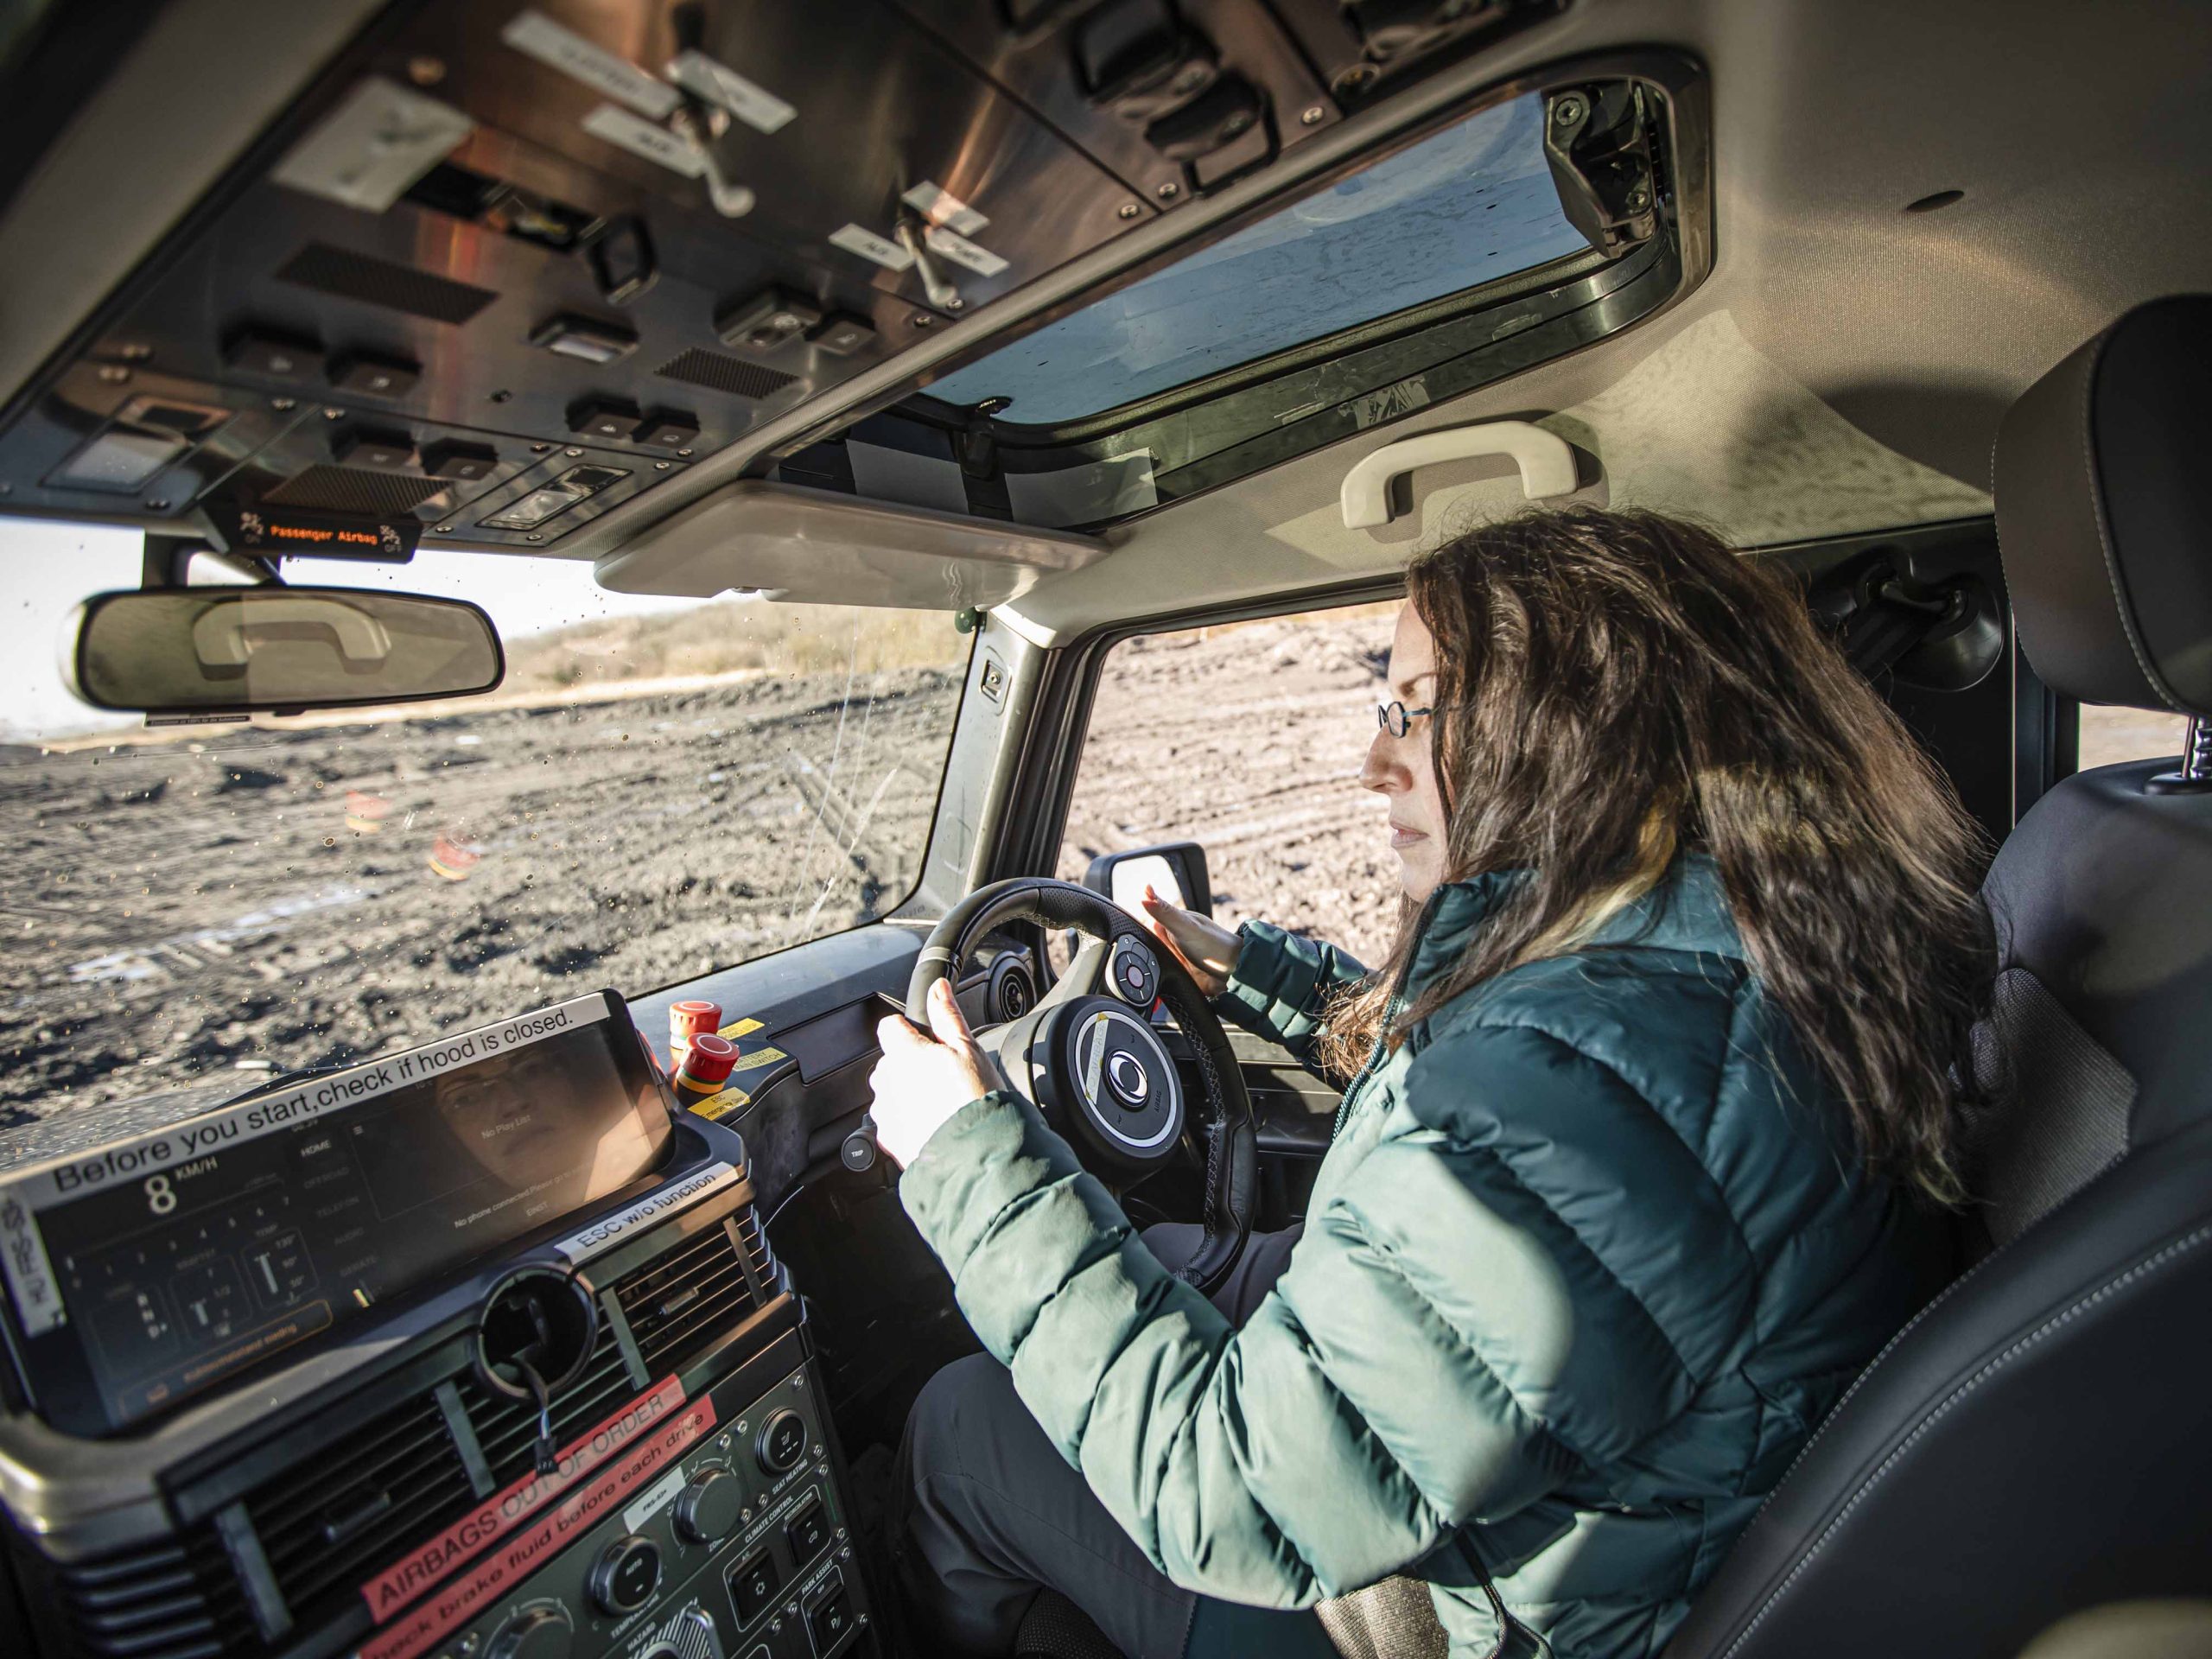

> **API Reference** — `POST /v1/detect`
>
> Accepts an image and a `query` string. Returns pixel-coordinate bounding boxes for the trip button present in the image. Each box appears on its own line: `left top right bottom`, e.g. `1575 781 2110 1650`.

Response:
728 1550 780 1625
588 1535 660 1615
757 1408 807 1473
785 1498 830 1565
807 1585 854 1653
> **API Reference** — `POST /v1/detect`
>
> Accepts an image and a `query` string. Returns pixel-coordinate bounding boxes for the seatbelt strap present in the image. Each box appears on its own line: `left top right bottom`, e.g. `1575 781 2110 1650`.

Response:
1453 1535 1553 1659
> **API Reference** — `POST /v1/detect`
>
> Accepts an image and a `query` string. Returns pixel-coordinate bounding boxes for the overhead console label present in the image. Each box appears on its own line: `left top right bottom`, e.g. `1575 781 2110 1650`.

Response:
359 1373 686 1624
552 1160 742 1266
500 10 679 120
357 1394 719 1659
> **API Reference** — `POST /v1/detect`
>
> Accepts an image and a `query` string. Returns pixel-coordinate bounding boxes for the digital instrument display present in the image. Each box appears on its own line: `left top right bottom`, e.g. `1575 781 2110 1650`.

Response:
0 991 671 1435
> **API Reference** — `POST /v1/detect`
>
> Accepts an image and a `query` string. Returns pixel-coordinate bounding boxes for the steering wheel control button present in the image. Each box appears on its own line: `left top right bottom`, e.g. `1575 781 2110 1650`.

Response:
785 1498 830 1565
728 1550 781 1624
486 1605 573 1659
758 1408 808 1473
676 1467 746 1544
1108 937 1159 1006
588 1535 662 1616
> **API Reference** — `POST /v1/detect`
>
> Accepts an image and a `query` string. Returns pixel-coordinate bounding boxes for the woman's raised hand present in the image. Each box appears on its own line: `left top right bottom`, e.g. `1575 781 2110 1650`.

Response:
1135 884 1243 999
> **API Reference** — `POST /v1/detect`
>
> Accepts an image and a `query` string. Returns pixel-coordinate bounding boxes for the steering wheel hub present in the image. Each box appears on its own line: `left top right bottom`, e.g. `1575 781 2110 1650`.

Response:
1033 997 1180 1166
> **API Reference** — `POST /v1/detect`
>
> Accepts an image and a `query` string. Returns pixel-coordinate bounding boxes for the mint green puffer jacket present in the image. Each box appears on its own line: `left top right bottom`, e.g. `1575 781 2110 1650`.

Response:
900 858 1954 1656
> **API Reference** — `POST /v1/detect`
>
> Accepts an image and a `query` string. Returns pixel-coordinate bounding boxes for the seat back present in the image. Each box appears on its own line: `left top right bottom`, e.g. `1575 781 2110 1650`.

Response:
1669 296 2212 1658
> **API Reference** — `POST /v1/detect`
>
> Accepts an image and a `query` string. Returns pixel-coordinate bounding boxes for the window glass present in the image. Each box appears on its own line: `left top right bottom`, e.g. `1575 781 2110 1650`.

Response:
2075 703 2190 771
1057 601 1402 969
927 92 1586 426
0 518 971 1127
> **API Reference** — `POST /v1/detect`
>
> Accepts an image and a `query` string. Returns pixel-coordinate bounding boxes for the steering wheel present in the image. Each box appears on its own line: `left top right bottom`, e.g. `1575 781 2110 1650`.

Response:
906 878 1256 1295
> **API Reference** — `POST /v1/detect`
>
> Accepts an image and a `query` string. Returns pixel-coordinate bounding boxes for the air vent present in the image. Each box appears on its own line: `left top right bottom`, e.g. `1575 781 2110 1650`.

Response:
457 1321 636 1487
613 1220 770 1376
262 465 445 516
655 348 798 401
275 243 498 325
51 1529 256 1659
240 1394 474 1625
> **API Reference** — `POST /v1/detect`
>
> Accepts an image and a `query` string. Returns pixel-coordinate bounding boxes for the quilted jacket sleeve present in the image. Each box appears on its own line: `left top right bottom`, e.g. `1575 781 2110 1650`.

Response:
1213 920 1369 1077
899 1014 1752 1608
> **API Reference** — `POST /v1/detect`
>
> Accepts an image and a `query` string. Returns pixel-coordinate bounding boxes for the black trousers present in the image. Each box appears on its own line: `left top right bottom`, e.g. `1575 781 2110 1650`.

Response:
891 1224 1323 1657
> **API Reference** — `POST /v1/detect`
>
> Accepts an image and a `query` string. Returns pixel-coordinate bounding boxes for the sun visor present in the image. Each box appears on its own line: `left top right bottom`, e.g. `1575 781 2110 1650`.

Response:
593 480 1109 611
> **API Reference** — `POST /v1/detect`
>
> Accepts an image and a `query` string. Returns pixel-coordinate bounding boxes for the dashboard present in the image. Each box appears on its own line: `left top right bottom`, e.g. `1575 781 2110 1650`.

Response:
0 980 897 1659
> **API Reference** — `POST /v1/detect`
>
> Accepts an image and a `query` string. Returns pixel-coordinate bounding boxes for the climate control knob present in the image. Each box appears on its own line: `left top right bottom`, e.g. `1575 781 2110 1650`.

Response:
588 1534 662 1616
487 1605 573 1659
675 1466 746 1544
757 1408 808 1474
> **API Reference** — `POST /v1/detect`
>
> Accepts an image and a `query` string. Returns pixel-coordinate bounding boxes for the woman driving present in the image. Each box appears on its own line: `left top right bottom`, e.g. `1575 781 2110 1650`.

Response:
867 505 1988 1657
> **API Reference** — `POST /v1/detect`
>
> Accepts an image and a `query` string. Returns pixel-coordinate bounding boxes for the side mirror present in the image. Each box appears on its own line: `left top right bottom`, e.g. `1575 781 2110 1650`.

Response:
1083 842 1213 918
65 587 505 715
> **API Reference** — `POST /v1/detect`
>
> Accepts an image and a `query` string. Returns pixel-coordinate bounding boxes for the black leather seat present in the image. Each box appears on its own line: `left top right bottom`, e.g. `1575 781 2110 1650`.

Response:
1668 296 2212 1658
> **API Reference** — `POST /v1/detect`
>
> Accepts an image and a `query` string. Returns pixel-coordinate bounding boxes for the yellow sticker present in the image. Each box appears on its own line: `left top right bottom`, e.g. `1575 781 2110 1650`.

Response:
729 1046 787 1073
690 1086 751 1121
718 1017 764 1039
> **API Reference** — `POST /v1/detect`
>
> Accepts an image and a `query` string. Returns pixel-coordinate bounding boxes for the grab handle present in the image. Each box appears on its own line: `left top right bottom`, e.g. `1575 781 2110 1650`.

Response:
1339 421 1577 529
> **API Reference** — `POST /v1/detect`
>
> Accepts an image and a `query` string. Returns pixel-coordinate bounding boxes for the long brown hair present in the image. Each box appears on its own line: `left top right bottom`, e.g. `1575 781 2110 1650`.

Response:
1316 506 1992 1205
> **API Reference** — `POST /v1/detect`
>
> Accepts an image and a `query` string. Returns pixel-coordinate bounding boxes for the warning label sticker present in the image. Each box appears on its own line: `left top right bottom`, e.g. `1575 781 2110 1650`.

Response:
582 104 704 177
550 1160 742 1265
501 10 678 120
925 225 1009 278
0 993 613 1217
688 1088 749 1122
729 1046 788 1074
830 223 914 272
665 48 796 135
358 1394 717 1659
358 1374 686 1624
901 181 988 237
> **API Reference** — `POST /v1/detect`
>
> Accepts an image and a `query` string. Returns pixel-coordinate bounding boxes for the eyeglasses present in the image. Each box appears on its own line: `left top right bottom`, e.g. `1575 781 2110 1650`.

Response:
1376 700 1438 739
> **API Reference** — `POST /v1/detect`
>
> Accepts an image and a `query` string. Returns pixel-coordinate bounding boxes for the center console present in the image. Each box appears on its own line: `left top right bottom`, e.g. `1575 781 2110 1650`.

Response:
0 992 877 1659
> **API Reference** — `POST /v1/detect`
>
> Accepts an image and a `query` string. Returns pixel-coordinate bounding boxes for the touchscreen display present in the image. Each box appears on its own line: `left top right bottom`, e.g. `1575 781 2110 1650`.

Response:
0 992 670 1432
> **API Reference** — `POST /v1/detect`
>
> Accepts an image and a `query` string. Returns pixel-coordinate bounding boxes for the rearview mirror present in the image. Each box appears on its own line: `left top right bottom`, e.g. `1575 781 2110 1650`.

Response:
65 587 505 715
1083 842 1213 918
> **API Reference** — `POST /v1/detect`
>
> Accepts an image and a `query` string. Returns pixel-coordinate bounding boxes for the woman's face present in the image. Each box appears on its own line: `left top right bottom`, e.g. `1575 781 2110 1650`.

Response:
1361 603 1451 902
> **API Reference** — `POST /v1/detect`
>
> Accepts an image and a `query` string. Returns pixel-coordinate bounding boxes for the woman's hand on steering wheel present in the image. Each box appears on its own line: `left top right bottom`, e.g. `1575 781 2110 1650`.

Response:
868 979 1000 1169
1135 885 1243 1000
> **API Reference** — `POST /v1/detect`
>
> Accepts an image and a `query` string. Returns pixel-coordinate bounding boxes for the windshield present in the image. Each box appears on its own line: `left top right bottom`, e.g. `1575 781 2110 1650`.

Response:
0 519 971 1129
922 90 1589 426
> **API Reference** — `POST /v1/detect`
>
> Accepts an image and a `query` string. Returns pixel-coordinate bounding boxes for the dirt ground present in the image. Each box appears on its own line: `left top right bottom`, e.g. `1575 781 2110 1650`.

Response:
1058 607 1402 969
0 662 963 1141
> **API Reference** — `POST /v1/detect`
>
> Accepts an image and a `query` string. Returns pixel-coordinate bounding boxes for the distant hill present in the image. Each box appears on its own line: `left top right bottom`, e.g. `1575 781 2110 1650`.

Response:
499 595 969 693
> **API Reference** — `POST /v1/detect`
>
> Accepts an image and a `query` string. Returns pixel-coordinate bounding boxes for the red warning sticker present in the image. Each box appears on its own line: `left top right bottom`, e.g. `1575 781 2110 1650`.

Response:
357 1395 718 1659
358 1375 685 1625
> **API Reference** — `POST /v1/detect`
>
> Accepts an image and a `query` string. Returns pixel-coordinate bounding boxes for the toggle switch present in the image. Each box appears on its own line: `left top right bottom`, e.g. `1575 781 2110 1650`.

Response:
421 440 498 480
331 428 416 469
567 397 642 442
327 352 420 399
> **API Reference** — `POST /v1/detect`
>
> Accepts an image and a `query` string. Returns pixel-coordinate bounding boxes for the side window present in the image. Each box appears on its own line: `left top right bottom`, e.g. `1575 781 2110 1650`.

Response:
2 518 972 1121
2075 704 2190 772
1056 601 1401 971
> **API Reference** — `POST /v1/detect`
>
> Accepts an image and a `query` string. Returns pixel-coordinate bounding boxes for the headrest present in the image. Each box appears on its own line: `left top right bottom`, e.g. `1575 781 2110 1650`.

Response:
1993 296 2212 715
